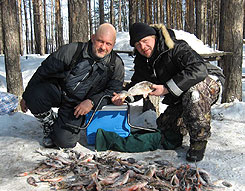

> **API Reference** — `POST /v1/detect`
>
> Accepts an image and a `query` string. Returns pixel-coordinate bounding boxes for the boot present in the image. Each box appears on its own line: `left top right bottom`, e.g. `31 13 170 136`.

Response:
34 109 57 148
186 140 207 162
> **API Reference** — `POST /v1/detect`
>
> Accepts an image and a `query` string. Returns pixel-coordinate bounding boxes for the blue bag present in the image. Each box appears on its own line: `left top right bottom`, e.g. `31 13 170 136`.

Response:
0 92 18 115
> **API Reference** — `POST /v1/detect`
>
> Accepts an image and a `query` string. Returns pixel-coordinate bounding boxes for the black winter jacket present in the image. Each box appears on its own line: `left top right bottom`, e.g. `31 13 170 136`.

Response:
127 24 224 105
23 41 125 107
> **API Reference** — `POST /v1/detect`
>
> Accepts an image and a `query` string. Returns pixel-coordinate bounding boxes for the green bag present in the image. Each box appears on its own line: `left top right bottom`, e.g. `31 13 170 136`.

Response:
95 128 162 152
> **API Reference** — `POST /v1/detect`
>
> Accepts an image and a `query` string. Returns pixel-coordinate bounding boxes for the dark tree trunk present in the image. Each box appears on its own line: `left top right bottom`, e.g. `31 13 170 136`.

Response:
176 0 183 30
140 0 144 23
55 0 63 49
221 0 244 102
207 0 213 46
43 0 48 53
171 0 176 28
118 0 122 31
156 0 160 23
1 0 24 111
195 0 205 42
0 2 3 54
144 0 150 24
166 0 171 28
99 0 104 24
122 0 127 31
129 0 137 28
148 0 152 24
188 0 195 33
32 0 45 55
29 0 34 53
50 0 54 52
23 0 29 54
135 0 139 22
89 0 93 37
243 1 245 38
110 0 115 26
160 0 164 24
68 0 88 43
17 0 24 56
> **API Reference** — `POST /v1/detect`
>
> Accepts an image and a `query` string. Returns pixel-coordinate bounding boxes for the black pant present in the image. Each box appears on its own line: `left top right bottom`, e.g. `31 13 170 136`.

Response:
24 82 83 148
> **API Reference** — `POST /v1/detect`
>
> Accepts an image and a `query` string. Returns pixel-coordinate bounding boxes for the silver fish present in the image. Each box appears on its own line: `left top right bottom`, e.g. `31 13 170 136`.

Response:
119 81 154 99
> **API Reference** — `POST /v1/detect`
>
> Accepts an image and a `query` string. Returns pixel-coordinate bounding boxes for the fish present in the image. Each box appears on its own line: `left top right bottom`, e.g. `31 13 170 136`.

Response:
23 149 218 191
110 170 131 187
120 180 148 191
27 176 38 187
144 165 156 179
39 176 63 182
119 81 154 99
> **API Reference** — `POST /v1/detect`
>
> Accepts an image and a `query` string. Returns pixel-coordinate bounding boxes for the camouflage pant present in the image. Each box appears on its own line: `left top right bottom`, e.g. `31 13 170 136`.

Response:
157 76 221 149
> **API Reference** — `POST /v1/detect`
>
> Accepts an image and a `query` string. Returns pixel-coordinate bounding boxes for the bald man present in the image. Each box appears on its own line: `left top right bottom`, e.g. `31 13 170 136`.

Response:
20 23 125 148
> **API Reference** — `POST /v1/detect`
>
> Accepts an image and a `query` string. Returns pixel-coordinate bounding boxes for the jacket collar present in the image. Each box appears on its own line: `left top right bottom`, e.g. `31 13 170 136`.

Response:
150 24 175 51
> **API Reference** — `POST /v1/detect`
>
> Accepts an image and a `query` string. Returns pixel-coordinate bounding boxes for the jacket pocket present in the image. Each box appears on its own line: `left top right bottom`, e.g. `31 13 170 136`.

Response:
64 60 92 97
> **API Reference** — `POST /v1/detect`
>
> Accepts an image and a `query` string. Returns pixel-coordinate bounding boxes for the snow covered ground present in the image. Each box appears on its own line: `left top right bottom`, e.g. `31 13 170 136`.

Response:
0 31 245 191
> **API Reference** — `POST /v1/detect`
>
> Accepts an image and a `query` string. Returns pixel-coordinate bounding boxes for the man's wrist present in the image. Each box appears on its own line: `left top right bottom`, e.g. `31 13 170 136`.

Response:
90 99 94 107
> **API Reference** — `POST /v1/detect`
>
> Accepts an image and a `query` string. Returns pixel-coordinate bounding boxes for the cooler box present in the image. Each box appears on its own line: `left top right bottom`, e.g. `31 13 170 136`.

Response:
85 104 131 145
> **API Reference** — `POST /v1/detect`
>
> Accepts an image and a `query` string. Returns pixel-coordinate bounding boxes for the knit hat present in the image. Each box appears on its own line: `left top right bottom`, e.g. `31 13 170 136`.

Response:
129 23 156 47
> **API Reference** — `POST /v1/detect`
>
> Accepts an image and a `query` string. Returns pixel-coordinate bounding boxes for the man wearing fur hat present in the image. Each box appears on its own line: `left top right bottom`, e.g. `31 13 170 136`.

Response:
112 23 225 162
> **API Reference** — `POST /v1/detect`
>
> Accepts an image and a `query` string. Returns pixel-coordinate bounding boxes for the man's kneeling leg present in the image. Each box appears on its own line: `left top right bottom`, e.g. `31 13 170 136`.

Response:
51 112 83 148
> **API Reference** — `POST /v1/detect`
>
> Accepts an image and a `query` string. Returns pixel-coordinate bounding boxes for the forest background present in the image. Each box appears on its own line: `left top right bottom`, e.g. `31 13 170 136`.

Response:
0 0 244 108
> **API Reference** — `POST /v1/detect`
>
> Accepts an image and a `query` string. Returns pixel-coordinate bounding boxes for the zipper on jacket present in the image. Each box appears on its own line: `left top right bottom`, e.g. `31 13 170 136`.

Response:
73 61 96 91
147 58 157 77
152 49 170 78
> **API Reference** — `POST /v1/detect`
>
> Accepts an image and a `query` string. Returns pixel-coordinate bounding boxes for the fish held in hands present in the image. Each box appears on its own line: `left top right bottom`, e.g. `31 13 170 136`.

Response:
119 81 154 99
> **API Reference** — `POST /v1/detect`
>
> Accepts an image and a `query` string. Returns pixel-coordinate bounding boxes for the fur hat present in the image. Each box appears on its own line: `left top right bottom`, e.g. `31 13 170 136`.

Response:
129 23 156 47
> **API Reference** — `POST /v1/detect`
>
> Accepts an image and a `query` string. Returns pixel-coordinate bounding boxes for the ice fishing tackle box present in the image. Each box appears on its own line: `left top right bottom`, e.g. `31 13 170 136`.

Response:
85 104 131 145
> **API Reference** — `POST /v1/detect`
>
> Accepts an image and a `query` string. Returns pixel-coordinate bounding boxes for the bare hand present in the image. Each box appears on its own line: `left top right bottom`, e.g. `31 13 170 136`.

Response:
74 99 93 118
111 92 125 106
149 84 169 96
20 99 28 113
